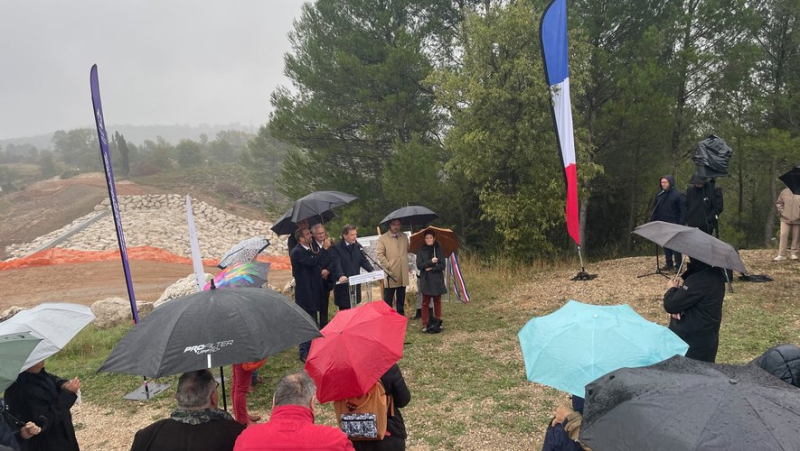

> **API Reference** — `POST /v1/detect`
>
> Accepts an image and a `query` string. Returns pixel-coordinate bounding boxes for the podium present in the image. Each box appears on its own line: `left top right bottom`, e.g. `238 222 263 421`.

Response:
346 270 385 308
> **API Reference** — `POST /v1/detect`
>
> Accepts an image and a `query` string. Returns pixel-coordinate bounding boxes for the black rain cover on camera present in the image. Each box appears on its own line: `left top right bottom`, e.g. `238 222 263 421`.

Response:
693 134 732 178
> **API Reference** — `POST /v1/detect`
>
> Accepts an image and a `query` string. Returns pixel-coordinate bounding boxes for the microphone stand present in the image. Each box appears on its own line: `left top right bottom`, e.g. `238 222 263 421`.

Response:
358 244 399 284
637 190 670 279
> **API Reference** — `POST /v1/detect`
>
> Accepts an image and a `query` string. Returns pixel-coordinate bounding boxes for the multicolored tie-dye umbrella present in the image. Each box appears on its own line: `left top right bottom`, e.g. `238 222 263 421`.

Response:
218 237 270 269
205 262 270 290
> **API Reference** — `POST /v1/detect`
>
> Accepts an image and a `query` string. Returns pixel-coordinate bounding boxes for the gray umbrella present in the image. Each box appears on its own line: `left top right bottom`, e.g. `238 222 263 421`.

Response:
379 205 438 228
633 221 746 273
98 287 321 378
581 355 800 451
217 237 270 269
289 190 357 224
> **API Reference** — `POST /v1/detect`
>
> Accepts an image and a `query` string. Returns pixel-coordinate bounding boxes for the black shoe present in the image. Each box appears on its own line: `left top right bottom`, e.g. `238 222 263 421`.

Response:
413 309 422 320
659 265 674 272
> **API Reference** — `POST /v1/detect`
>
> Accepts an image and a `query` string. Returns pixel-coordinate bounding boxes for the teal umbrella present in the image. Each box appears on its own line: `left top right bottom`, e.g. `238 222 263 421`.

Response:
0 332 43 392
518 300 689 397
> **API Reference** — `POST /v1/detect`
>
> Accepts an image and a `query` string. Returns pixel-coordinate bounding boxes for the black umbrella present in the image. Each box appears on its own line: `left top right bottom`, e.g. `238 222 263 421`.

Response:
289 190 357 224
379 205 438 228
633 221 747 273
581 355 800 451
217 237 270 269
270 208 335 236
779 165 800 195
98 287 321 378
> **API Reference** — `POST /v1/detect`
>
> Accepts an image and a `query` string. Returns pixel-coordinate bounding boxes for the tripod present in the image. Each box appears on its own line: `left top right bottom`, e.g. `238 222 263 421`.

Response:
637 243 671 279
638 190 672 279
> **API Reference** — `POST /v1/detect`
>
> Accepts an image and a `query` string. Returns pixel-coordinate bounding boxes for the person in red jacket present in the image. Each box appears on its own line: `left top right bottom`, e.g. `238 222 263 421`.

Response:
234 370 354 451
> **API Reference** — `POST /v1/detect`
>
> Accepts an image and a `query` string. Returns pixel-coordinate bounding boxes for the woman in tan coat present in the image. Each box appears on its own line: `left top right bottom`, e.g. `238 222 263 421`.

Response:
775 187 800 261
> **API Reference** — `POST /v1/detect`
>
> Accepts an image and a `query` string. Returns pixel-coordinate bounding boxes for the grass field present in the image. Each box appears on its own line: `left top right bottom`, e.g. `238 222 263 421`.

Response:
43 250 800 450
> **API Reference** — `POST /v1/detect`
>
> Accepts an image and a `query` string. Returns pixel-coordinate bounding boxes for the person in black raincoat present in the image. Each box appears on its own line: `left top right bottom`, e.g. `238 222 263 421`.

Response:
650 175 686 270
3 360 80 451
416 230 447 332
351 364 411 451
751 343 800 388
663 258 726 363
685 174 722 235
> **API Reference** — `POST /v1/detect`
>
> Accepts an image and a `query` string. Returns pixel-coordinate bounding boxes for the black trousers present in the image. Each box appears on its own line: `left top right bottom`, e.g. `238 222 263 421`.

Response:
383 287 406 315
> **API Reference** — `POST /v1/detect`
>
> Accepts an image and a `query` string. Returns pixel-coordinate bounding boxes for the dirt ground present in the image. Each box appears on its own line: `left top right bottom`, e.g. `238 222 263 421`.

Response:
0 261 293 309
0 173 291 310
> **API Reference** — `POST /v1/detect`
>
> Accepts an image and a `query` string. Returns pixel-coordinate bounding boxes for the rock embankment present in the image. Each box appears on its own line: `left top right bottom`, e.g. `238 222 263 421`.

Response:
4 194 288 260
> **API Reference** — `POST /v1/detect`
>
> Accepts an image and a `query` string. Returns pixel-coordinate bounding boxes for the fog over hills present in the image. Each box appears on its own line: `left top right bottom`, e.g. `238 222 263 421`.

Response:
0 123 259 150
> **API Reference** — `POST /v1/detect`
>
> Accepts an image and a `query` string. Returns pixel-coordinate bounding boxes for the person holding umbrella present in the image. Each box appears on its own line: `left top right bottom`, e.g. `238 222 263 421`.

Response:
416 230 447 333
3 360 81 451
773 186 800 261
663 258 726 363
290 227 326 362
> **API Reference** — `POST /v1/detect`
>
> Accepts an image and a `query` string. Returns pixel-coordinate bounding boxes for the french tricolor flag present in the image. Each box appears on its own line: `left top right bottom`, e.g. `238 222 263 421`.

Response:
541 0 580 246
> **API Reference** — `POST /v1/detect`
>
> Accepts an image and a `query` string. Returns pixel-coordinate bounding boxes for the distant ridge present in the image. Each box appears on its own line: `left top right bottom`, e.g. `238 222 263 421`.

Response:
0 123 259 150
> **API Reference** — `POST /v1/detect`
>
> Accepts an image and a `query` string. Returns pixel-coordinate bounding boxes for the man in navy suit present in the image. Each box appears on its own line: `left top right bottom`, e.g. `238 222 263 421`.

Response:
330 224 374 310
290 227 324 362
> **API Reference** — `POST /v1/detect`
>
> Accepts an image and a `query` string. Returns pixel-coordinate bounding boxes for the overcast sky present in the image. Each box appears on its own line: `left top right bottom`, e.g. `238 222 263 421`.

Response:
0 0 308 139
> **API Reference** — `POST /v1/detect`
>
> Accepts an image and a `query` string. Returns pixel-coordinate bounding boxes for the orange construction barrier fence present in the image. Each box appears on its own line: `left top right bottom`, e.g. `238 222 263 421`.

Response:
0 246 291 271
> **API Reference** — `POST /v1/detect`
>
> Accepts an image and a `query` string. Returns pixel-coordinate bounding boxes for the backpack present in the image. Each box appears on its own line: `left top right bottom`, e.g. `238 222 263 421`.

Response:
426 318 442 334
333 381 392 441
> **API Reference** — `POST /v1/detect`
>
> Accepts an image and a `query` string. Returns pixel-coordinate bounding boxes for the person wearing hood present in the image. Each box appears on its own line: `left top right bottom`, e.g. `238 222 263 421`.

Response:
685 173 722 235
650 175 686 271
663 258 726 363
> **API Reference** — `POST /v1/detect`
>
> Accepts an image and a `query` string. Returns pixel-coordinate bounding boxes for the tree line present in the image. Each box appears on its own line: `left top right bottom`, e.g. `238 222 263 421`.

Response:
266 0 800 260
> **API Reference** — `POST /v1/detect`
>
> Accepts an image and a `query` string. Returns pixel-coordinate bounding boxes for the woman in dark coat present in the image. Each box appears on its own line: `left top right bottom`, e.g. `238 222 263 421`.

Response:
353 364 411 451
663 258 726 363
3 360 80 451
416 230 447 332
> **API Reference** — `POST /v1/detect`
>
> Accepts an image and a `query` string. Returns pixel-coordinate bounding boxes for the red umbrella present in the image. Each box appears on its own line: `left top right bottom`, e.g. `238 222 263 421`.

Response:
304 301 407 403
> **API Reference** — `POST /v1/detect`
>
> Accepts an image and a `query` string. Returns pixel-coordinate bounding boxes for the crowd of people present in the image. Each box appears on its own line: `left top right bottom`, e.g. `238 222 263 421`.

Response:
1 173 798 451
290 220 447 352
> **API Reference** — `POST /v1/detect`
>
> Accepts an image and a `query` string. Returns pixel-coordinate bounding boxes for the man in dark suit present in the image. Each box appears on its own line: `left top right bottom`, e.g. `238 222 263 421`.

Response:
290 227 324 362
310 223 335 329
330 224 374 310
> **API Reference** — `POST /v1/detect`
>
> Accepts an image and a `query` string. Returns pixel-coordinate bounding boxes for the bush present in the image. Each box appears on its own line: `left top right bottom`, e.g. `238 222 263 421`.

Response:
130 161 164 177
60 169 80 179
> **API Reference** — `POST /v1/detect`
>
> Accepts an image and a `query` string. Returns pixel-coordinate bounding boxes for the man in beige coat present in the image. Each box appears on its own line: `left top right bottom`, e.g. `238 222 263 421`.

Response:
377 219 410 315
775 187 800 261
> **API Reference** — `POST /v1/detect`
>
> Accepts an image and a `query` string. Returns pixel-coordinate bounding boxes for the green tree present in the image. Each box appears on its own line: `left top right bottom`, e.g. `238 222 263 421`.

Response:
37 151 58 177
176 139 203 168
52 128 100 170
240 126 290 209
430 1 591 257
269 0 461 225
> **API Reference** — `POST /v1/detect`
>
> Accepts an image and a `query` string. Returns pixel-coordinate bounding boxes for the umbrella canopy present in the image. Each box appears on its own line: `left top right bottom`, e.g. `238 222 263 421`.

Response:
289 190 357 224
633 221 747 273
0 332 43 392
581 355 800 451
98 287 321 378
218 237 270 269
204 262 270 290
408 226 459 258
379 206 438 228
779 164 800 195
270 208 335 236
0 303 95 371
518 300 688 398
305 301 407 404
